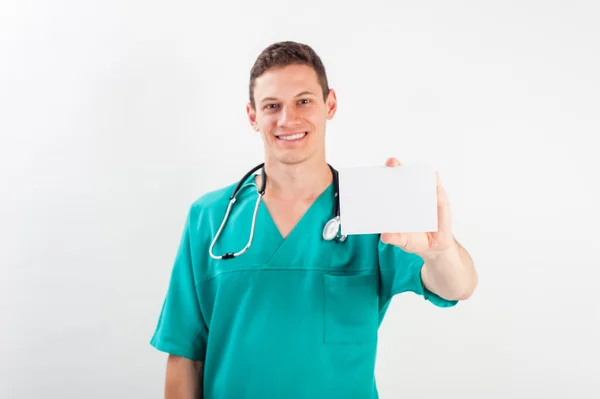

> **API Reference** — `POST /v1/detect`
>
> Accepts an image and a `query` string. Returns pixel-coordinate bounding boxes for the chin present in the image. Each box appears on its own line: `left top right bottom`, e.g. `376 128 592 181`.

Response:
265 136 320 165
278 155 308 165
270 151 310 165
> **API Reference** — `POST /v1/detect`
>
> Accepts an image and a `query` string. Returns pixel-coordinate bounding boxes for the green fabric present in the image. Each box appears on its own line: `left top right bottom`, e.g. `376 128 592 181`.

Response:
150 177 457 398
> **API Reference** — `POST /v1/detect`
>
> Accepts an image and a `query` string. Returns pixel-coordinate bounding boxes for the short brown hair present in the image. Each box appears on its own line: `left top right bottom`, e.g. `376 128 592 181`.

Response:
248 41 330 108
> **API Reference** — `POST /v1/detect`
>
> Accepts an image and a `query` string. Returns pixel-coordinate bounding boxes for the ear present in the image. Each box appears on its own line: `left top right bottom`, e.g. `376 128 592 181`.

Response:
325 89 337 120
246 102 259 132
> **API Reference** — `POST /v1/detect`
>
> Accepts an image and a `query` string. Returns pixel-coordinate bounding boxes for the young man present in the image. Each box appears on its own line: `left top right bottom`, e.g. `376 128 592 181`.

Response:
150 41 477 398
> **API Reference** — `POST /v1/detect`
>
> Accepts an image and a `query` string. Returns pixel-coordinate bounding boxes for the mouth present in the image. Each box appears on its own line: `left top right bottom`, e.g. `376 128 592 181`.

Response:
275 131 308 142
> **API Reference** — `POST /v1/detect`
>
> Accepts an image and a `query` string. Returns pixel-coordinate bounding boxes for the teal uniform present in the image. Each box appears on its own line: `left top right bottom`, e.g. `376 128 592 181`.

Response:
150 175 457 398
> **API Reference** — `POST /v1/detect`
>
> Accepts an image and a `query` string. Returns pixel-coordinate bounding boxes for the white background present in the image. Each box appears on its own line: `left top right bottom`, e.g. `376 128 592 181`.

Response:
2 1 599 398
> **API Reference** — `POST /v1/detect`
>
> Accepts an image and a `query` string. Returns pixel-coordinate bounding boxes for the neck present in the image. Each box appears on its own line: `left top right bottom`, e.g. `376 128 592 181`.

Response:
261 157 332 202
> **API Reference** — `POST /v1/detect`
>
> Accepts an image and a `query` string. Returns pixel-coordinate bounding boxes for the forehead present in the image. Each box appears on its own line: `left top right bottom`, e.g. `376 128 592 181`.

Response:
254 64 321 100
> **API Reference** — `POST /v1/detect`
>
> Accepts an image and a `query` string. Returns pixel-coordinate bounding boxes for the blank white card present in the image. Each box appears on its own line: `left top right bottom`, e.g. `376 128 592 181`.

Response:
337 163 438 235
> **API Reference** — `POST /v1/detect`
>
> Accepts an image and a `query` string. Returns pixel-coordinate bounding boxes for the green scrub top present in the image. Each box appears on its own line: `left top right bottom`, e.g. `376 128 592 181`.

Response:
150 175 457 398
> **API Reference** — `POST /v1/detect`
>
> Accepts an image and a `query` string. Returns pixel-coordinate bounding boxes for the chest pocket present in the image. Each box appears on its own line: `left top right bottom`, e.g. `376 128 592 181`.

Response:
323 272 379 345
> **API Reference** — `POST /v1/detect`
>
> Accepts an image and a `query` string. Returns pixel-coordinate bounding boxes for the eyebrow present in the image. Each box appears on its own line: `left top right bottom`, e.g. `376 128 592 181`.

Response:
294 90 316 98
259 91 316 104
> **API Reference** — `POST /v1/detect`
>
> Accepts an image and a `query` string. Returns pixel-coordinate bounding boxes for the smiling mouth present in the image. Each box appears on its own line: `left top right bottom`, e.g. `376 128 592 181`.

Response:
276 132 308 141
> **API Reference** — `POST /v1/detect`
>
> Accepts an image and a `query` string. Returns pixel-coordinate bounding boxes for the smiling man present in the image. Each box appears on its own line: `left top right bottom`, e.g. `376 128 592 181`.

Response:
150 41 477 399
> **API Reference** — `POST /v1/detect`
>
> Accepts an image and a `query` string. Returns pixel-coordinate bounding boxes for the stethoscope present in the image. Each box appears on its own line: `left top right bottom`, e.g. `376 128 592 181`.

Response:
209 163 346 260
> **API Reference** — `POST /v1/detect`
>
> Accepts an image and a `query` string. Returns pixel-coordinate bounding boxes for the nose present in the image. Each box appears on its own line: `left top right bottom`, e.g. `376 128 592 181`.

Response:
277 105 301 128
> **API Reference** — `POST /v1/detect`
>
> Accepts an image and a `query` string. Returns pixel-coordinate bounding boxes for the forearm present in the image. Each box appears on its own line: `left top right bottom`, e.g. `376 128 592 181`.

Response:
420 238 477 301
165 355 203 399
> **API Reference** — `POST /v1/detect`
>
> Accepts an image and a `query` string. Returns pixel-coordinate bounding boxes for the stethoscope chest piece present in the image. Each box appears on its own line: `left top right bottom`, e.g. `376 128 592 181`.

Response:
322 167 347 243
322 216 346 242
322 217 340 240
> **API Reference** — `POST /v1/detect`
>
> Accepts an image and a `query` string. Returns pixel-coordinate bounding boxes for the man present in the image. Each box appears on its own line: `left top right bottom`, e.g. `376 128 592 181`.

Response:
150 41 477 398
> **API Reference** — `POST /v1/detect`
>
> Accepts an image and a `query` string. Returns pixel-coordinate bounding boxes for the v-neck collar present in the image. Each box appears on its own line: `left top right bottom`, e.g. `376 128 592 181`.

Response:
260 182 334 241
256 181 335 266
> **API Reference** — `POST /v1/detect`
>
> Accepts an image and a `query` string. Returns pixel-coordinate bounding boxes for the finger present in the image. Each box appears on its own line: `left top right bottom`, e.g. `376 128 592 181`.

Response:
381 232 409 249
435 180 453 245
385 157 403 167
436 171 445 189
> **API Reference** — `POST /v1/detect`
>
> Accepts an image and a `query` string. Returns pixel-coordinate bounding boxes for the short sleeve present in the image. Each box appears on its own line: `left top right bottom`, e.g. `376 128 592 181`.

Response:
150 208 208 361
378 238 458 309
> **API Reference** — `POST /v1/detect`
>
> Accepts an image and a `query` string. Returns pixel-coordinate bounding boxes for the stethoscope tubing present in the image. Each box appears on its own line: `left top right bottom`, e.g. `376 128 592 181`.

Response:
209 163 345 260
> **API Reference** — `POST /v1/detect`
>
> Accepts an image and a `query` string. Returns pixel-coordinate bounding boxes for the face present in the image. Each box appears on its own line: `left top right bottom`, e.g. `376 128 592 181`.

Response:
247 64 337 166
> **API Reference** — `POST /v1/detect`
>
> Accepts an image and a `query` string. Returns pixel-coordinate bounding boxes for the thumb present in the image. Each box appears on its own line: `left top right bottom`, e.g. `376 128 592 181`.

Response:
385 157 403 167
381 233 393 243
381 232 409 249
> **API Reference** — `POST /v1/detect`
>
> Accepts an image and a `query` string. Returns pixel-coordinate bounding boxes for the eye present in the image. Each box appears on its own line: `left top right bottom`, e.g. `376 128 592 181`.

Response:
263 104 279 110
299 99 310 105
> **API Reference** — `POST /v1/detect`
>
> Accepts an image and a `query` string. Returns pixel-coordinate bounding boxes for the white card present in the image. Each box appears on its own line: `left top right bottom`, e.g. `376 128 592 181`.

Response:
338 163 438 235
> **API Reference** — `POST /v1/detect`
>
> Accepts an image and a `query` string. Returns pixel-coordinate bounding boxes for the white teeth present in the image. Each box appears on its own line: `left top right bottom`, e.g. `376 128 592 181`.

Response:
278 132 307 141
